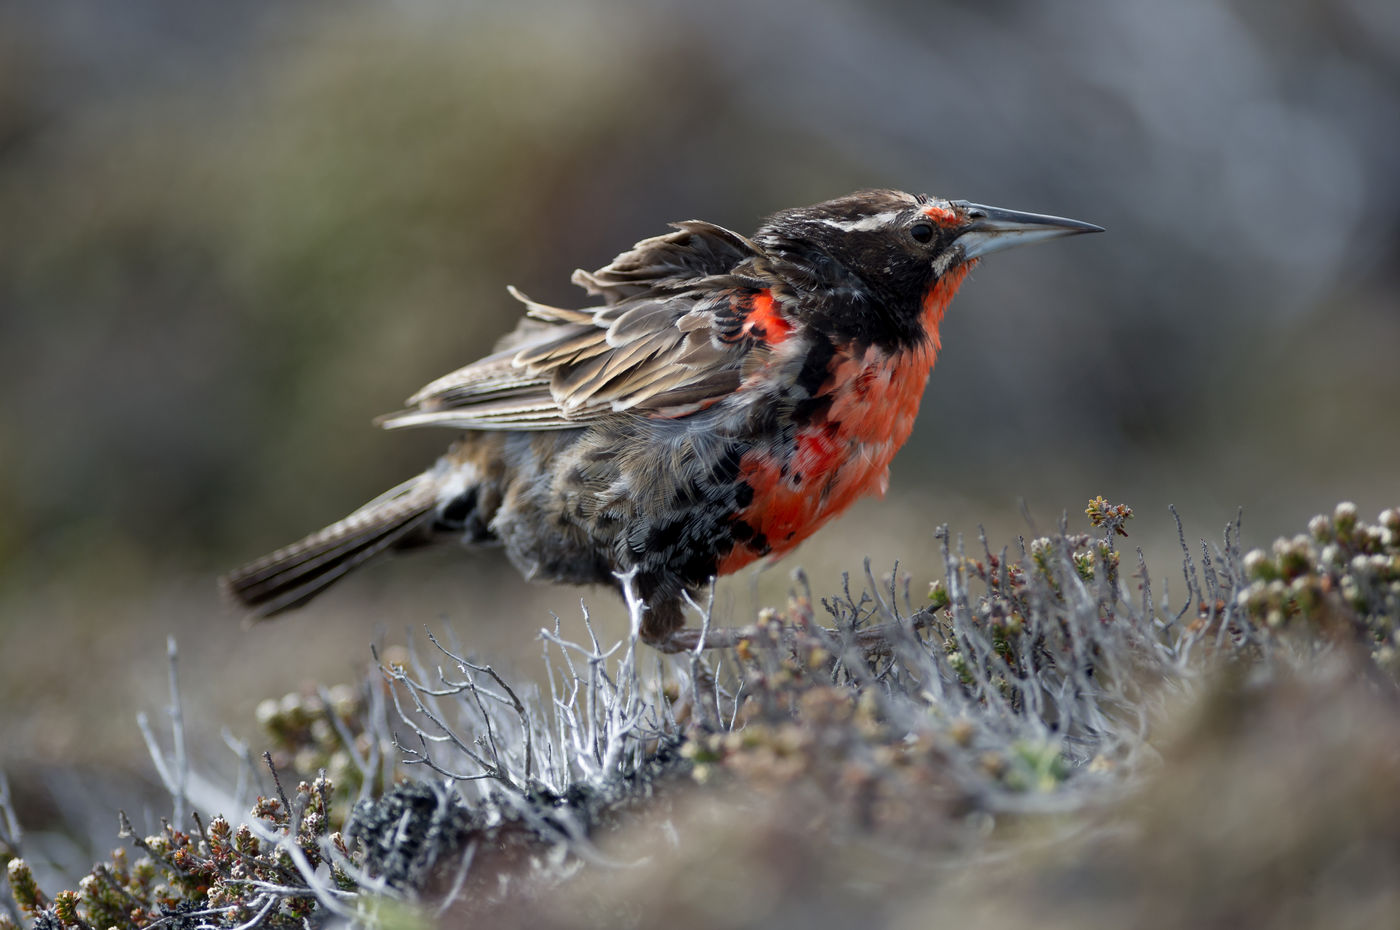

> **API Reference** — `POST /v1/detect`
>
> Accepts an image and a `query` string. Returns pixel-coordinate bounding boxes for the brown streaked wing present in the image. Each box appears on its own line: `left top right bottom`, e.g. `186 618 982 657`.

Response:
570 220 762 303
379 287 766 432
379 218 776 432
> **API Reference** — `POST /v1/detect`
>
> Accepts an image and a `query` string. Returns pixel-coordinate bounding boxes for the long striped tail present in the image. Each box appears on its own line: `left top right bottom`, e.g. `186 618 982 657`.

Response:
222 473 440 618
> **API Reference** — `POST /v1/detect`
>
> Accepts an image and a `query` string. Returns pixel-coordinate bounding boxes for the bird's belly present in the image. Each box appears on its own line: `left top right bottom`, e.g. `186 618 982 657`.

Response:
716 343 934 575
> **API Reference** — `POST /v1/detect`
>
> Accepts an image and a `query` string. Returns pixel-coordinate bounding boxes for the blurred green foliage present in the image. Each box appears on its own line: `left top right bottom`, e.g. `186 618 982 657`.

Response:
0 13 677 593
2 0 1399 779
4 1 1399 605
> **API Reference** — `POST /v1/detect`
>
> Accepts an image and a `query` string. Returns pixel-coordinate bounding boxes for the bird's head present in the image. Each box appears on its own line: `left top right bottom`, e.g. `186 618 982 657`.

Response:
755 189 1101 350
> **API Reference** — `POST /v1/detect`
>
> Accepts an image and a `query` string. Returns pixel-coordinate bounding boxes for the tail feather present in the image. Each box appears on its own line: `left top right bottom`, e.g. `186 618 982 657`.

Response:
222 474 439 617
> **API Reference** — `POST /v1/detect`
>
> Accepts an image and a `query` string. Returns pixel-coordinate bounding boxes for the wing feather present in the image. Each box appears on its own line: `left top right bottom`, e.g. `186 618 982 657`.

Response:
570 220 762 302
513 328 609 368
378 223 783 433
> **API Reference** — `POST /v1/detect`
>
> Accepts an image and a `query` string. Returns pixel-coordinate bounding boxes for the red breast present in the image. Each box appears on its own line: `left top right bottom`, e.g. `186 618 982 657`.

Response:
715 262 976 574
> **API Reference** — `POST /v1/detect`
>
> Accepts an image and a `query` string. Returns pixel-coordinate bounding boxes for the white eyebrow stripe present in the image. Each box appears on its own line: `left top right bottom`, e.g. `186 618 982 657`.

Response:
814 211 903 232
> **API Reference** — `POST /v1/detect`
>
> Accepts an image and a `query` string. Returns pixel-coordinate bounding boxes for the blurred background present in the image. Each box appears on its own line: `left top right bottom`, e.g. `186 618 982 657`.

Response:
1 0 1397 831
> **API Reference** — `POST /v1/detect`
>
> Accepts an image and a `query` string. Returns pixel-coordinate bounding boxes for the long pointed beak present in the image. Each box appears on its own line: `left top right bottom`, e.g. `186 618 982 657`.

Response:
951 201 1103 261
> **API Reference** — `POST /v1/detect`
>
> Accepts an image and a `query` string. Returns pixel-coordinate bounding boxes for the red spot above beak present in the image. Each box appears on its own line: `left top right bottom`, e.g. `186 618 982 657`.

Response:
922 204 959 227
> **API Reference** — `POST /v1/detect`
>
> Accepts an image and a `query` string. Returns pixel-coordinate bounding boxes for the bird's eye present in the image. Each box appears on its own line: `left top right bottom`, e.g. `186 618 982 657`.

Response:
910 222 934 244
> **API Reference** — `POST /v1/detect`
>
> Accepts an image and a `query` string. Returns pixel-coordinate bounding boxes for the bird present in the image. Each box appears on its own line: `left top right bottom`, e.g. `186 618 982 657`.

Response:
223 189 1100 650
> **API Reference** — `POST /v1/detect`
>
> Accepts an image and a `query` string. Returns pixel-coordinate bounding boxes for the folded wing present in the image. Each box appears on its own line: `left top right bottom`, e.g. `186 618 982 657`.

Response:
378 221 781 432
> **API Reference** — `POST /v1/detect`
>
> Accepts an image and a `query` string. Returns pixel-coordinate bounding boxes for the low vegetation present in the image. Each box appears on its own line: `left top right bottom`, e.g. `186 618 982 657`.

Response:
4 500 1398 929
